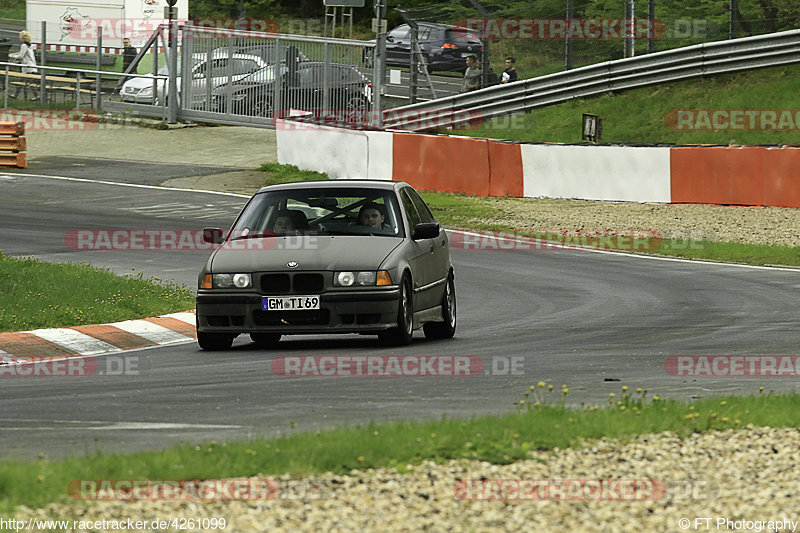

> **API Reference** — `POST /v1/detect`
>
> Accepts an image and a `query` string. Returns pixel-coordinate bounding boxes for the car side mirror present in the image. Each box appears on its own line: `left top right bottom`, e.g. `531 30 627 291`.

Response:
386 35 394 42
412 222 440 240
202 227 224 244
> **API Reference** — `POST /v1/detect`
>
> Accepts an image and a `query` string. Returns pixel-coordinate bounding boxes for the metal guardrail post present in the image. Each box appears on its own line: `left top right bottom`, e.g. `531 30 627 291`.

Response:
371 0 386 128
95 27 102 111
40 21 46 105
566 0 573 70
648 0 655 54
167 20 178 124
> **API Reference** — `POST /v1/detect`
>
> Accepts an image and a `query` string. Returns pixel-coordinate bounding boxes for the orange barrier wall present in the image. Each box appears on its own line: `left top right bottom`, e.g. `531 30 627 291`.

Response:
392 133 524 197
488 141 524 197
670 146 800 208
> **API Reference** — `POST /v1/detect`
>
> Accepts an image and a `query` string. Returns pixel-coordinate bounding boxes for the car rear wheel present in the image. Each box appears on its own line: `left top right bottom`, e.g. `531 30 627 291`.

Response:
197 331 235 351
379 274 413 346
250 333 281 348
423 272 456 340
252 99 274 118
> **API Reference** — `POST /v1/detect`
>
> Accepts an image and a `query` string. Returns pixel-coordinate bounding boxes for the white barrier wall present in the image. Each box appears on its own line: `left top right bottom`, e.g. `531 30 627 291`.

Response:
276 120 369 179
365 131 393 181
520 144 672 203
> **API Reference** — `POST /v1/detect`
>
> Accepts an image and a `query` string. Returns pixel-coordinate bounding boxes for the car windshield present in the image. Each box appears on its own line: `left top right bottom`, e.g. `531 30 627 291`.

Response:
229 188 404 238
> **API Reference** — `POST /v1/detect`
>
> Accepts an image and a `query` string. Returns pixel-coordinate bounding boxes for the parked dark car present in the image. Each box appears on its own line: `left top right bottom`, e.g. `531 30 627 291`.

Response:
211 61 372 120
365 23 483 73
196 180 456 350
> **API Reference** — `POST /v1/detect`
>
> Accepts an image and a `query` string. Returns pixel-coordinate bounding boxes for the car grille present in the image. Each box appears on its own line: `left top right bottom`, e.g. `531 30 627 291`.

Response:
259 272 325 294
260 273 291 293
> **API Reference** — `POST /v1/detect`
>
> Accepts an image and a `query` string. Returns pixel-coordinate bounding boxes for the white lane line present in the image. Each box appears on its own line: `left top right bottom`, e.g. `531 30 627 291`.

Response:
0 421 243 431
163 312 197 326
9 172 251 198
28 328 118 356
112 320 194 345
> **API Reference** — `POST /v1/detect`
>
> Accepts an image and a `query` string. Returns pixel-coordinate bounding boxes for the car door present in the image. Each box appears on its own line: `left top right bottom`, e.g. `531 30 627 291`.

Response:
399 187 437 311
406 187 449 308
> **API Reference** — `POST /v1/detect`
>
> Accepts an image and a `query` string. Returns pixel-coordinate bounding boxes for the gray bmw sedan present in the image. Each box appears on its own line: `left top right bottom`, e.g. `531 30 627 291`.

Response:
196 180 456 349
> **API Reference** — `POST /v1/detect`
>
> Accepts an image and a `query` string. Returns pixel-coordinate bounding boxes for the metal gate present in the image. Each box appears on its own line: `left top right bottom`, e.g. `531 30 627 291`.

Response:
106 24 375 129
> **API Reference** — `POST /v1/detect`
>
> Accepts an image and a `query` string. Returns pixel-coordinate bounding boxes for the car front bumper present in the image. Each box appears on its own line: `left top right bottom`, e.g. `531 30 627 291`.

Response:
196 286 401 335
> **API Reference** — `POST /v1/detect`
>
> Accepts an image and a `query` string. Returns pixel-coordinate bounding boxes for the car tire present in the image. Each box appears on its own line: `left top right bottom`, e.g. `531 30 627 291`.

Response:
252 99 274 118
379 274 413 346
197 331 235 351
344 95 369 123
423 272 456 340
250 333 281 348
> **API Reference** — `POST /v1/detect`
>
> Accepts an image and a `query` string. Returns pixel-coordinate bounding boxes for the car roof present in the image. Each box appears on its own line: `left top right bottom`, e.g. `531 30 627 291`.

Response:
256 179 408 194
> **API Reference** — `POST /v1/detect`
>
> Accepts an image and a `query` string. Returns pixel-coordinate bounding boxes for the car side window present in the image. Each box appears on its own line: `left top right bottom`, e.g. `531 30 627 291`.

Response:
400 188 421 229
388 25 410 40
406 188 435 224
233 59 258 76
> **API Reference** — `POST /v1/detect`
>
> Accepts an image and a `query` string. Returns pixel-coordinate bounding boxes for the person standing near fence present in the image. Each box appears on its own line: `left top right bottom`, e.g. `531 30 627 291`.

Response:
122 38 138 78
501 57 518 83
10 30 37 100
462 54 482 92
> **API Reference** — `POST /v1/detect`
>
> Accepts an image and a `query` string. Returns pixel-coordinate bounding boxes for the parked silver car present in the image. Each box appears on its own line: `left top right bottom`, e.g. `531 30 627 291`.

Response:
196 180 456 349
120 51 266 107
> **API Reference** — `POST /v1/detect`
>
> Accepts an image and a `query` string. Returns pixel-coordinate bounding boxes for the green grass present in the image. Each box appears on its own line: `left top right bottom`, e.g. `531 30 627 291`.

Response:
257 162 329 186
453 63 800 145
0 386 793 511
0 253 195 332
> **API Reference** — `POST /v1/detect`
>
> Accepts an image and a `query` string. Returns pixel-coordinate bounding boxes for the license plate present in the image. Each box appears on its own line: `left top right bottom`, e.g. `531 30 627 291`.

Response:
262 295 320 311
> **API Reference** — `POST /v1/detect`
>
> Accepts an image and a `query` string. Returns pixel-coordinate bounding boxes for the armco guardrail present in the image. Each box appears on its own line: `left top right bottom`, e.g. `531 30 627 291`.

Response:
383 29 800 131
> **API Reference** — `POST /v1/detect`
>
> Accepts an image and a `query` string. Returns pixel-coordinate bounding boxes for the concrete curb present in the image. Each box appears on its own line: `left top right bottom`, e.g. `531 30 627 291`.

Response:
0 311 197 365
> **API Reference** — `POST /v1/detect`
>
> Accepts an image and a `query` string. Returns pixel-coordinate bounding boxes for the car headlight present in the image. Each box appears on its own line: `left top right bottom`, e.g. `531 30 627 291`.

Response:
139 87 153 97
231 94 246 102
333 271 391 287
202 273 252 289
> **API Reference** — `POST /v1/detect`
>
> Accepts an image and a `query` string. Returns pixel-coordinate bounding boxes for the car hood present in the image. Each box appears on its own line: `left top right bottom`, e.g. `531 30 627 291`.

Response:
209 235 403 272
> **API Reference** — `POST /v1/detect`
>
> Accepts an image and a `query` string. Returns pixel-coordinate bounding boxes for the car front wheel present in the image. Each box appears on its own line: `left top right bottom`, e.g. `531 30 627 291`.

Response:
197 331 235 351
423 272 456 340
379 275 413 346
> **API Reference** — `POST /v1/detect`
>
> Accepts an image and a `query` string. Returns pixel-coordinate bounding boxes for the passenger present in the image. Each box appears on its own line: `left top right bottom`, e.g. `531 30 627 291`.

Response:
357 202 386 229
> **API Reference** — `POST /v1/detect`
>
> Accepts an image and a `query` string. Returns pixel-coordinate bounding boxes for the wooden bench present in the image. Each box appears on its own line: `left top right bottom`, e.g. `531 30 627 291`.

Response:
2 71 96 104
